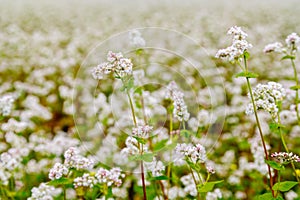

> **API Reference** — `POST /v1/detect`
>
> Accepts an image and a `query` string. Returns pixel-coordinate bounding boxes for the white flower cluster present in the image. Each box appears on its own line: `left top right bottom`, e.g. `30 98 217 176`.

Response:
0 151 21 171
64 147 94 170
121 136 148 156
129 30 146 47
271 152 300 164
95 167 124 187
180 174 198 197
28 183 61 200
165 81 190 121
175 143 206 164
132 125 153 138
206 188 222 200
92 51 133 80
264 32 300 53
74 173 97 188
0 94 14 116
245 82 286 118
1 118 29 133
215 26 252 61
145 158 165 177
49 163 69 180
263 42 283 53
285 32 300 48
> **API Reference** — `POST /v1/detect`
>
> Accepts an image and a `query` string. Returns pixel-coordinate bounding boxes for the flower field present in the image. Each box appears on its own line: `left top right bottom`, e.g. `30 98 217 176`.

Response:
1 0 300 199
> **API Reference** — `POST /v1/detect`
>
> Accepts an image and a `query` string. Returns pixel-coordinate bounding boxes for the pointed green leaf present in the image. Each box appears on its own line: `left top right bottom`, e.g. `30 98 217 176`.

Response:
197 180 223 193
48 177 73 186
290 85 300 90
149 175 169 181
235 71 259 78
272 181 298 192
281 55 296 60
265 160 284 171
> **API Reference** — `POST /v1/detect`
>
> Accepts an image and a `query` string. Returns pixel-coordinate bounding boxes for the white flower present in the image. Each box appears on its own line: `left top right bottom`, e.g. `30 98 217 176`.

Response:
285 32 300 47
246 82 286 118
165 81 190 121
0 95 14 116
92 51 133 80
28 183 61 200
175 143 206 164
49 163 68 180
95 167 124 187
216 26 252 62
129 30 146 47
132 125 153 138
74 173 97 188
263 42 283 53
64 147 94 170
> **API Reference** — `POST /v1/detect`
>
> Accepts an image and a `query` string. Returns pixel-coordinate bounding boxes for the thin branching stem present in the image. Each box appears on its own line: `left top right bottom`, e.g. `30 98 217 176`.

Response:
242 55 274 196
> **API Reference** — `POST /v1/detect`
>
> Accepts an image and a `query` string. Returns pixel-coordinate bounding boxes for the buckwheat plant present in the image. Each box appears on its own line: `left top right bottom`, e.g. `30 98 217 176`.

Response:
216 26 276 197
264 32 300 124
91 45 222 199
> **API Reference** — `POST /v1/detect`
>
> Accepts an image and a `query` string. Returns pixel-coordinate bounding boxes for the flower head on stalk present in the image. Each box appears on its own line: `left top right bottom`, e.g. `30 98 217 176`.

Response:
264 32 300 54
245 82 286 119
165 81 190 122
215 26 252 62
271 152 300 165
92 51 133 80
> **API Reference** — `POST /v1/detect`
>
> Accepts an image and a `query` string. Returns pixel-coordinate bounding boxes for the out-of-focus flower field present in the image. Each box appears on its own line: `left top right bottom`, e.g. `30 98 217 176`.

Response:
1 0 300 199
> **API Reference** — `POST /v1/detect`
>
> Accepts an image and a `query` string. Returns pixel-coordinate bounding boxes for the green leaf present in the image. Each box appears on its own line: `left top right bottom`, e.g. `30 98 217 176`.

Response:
256 192 282 200
290 85 300 90
129 153 154 162
269 122 285 135
244 51 250 59
180 130 193 138
265 160 284 171
281 55 296 60
133 136 146 144
234 71 259 79
198 180 223 193
272 181 298 192
153 139 168 151
48 177 73 186
149 175 169 181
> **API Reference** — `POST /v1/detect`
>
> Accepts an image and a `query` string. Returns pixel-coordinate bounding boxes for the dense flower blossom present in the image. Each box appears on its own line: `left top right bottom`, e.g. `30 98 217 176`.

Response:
271 152 300 164
175 143 206 164
165 81 190 121
0 94 14 116
121 136 148 156
245 82 286 118
132 125 153 138
129 30 146 47
216 26 252 61
145 158 165 177
49 163 69 180
92 51 133 80
64 147 94 170
74 173 97 188
285 32 300 47
28 183 61 200
263 42 283 53
95 167 124 187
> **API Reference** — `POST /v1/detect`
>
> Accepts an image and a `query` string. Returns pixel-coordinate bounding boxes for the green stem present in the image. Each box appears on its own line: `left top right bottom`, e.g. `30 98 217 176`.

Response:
63 185 66 200
189 166 200 199
166 114 173 195
126 90 137 127
242 56 274 196
291 57 300 125
277 113 300 183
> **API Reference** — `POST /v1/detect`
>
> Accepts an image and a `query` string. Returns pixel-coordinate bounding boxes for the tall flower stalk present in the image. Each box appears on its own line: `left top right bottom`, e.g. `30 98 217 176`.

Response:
92 51 148 199
216 26 274 196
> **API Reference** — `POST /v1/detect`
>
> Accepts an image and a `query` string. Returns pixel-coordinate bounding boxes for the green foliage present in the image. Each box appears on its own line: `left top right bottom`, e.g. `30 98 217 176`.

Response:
272 181 298 192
